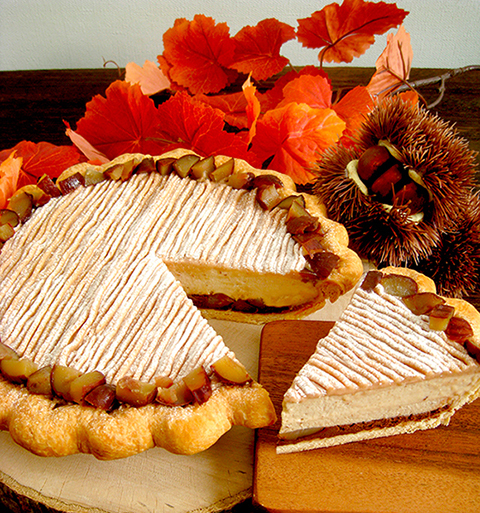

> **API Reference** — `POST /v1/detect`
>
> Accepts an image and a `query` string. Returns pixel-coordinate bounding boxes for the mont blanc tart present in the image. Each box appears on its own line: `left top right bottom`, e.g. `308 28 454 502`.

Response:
0 149 360 459
279 267 480 453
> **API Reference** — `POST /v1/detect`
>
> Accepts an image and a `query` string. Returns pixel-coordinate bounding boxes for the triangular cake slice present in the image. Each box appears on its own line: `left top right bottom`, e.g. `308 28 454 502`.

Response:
278 267 480 453
0 149 360 459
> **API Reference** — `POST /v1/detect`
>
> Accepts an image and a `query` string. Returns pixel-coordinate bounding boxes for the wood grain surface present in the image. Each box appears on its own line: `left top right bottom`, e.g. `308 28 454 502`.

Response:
254 320 480 513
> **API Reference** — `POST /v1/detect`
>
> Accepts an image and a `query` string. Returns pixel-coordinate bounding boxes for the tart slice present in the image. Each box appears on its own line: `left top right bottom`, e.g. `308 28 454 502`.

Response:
278 267 480 453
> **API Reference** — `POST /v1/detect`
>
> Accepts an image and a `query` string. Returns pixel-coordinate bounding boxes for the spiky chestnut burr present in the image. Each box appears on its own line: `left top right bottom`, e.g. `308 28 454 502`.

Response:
313 95 479 273
412 191 480 298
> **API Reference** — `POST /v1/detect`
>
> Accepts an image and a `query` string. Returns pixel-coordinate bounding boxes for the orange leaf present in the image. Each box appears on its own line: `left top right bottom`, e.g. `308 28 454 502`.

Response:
0 152 22 209
125 60 171 96
297 0 408 64
333 85 374 134
74 80 166 159
230 18 295 81
195 91 249 129
250 103 346 184
161 15 238 94
242 75 261 144
367 24 413 100
278 74 332 109
0 141 84 188
260 66 330 112
156 92 255 163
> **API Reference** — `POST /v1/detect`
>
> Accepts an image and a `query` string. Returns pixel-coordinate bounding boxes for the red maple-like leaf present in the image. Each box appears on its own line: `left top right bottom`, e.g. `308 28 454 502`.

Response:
74 80 167 159
0 140 84 188
156 92 255 163
250 102 346 184
161 15 238 94
195 91 250 129
297 0 408 65
230 18 295 81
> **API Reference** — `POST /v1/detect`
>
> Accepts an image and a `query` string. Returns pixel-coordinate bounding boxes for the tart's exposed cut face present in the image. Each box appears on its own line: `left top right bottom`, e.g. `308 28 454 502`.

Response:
0 149 361 459
279 267 480 453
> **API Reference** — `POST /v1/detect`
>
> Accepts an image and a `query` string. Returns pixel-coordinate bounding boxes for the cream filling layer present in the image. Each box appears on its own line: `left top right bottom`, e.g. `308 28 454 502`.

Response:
280 371 480 438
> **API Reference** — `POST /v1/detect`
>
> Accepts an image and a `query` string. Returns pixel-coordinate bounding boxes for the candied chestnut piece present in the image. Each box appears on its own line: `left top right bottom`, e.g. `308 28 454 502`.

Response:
0 209 20 228
212 355 251 385
227 172 255 190
191 156 215 180
360 271 383 291
183 366 212 404
116 376 157 407
0 341 19 361
7 190 33 221
403 292 445 316
27 365 53 396
173 154 201 178
256 184 283 211
51 364 83 401
156 157 176 176
210 158 235 182
69 370 106 405
380 274 418 297
85 384 117 411
157 380 194 406
1 357 38 384
429 304 455 331
445 317 474 343
57 172 85 195
305 251 340 280
37 174 62 198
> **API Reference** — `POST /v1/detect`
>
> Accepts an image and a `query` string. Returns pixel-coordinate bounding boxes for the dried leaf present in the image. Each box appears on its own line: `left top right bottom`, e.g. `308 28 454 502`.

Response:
367 24 413 99
156 92 255 162
125 60 171 96
74 80 166 159
65 122 109 163
0 141 84 188
297 0 408 64
0 152 22 209
230 18 295 81
161 15 238 94
242 75 261 144
250 103 346 184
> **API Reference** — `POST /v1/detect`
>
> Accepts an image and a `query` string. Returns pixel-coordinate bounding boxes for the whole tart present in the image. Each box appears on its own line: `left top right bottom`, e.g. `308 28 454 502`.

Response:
0 149 361 459
279 267 480 453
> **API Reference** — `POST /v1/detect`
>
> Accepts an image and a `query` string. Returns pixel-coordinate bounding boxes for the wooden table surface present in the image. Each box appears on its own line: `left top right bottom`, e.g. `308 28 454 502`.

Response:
0 67 479 512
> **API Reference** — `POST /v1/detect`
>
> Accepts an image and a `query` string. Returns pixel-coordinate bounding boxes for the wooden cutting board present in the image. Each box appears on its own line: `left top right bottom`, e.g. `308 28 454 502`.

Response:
254 320 480 513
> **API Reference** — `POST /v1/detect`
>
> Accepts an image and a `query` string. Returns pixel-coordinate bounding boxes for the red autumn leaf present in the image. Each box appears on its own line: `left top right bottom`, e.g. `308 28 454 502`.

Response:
367 25 413 100
161 15 238 94
0 141 84 188
195 91 249 129
0 152 22 209
250 103 346 184
277 74 332 110
242 75 261 144
74 80 167 160
333 85 374 134
156 92 255 163
230 18 295 81
297 0 408 65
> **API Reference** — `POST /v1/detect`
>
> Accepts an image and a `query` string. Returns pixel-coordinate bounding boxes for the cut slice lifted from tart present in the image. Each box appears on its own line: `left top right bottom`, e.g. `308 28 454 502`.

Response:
0 149 361 459
279 267 480 453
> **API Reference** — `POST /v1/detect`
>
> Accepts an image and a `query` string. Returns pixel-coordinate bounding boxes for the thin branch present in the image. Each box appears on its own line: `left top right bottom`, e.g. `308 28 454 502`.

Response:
397 65 480 108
